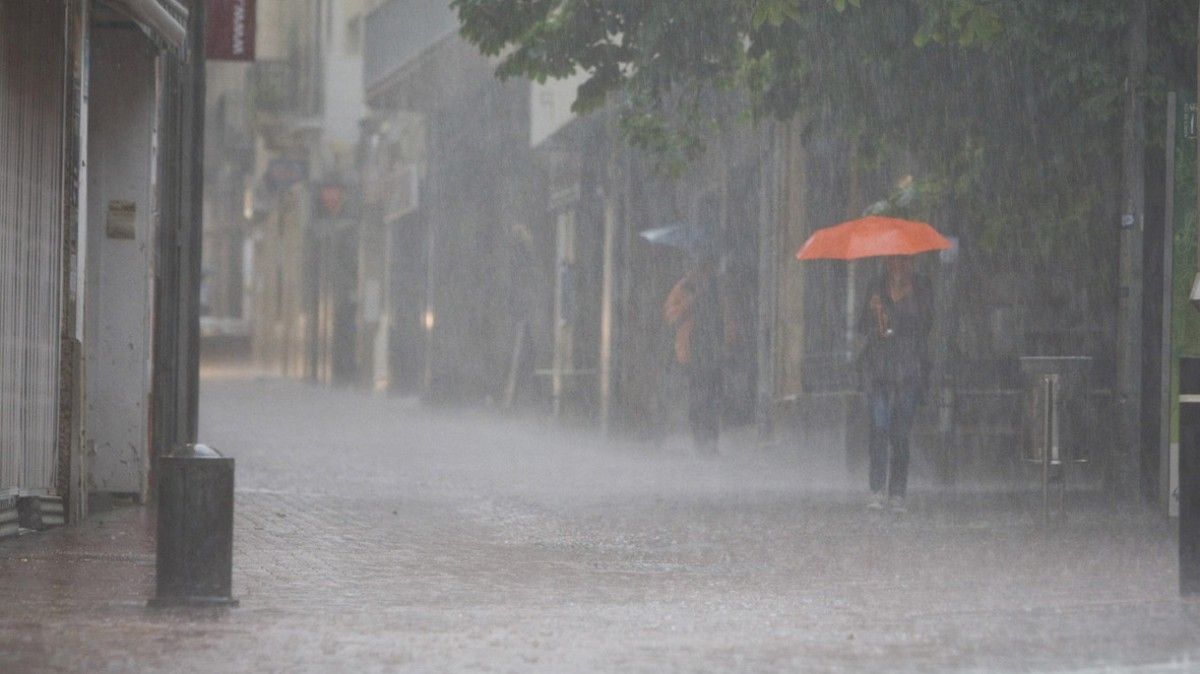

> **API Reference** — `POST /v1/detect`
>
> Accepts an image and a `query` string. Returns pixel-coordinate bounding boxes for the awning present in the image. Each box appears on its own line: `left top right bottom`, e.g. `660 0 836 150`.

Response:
363 0 457 98
107 0 189 53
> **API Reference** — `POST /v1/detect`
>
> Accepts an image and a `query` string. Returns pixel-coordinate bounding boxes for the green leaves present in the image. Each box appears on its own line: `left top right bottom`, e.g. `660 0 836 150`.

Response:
752 0 799 28
454 0 864 162
912 0 1001 47
752 0 857 28
451 0 1191 269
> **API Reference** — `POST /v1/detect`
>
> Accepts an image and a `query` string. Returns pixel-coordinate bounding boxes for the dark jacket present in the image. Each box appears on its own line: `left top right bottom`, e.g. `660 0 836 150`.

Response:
858 273 933 390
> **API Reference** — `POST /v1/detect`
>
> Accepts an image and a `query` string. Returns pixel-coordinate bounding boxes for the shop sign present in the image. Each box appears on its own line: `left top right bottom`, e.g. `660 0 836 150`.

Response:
207 0 256 61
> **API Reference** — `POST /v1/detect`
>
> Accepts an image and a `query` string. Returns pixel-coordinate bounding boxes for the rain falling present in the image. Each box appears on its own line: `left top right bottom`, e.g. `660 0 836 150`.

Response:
1 0 1200 671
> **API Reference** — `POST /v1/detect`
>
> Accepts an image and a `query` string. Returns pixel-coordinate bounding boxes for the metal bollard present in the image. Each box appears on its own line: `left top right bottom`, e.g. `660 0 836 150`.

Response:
1179 358 1200 596
149 443 238 607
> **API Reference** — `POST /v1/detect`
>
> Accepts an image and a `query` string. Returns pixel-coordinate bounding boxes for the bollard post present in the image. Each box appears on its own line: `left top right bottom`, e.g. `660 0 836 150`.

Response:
149 443 238 607
1179 358 1200 595
1041 374 1054 525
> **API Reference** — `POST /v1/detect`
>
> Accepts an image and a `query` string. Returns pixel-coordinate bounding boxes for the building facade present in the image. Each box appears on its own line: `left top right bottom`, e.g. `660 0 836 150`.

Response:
1 0 204 534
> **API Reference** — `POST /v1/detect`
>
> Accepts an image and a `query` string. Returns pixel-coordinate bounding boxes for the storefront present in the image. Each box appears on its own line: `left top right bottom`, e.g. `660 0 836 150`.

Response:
1 0 194 534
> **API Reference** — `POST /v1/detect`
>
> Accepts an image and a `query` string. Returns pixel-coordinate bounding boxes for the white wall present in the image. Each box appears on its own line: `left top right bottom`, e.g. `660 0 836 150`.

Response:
530 72 587 148
83 26 157 497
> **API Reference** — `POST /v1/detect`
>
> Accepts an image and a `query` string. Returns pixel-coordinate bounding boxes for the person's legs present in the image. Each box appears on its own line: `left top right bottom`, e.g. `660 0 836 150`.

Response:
689 368 721 453
688 368 706 447
887 384 920 498
868 386 892 495
699 368 722 452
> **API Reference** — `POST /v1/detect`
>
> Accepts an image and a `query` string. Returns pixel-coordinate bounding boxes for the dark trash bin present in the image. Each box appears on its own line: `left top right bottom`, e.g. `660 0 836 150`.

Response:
150 443 238 607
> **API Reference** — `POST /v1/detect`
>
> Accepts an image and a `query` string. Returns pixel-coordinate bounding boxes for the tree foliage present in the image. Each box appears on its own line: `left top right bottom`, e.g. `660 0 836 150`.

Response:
452 0 1195 273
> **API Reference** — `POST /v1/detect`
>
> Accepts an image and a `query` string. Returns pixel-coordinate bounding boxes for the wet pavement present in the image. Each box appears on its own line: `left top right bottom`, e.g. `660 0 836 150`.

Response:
2 376 1199 673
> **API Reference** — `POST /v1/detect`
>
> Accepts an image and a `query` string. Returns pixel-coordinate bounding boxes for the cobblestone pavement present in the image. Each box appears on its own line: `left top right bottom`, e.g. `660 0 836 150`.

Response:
2 376 1199 673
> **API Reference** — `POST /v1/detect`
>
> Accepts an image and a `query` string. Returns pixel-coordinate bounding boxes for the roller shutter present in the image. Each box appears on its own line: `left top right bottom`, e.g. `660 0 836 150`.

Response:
0 1 67 497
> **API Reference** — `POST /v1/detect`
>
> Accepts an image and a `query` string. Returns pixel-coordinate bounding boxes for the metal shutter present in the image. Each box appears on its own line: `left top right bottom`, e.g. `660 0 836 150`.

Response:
0 1 66 496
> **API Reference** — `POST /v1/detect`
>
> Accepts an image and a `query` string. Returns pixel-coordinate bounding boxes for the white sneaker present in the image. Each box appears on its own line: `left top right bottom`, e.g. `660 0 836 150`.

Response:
889 496 907 514
867 492 886 511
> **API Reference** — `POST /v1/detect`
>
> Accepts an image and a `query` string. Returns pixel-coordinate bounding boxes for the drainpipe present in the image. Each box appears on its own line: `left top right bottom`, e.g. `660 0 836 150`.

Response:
756 120 781 442
1116 0 1147 499
598 109 621 437
1194 0 1200 308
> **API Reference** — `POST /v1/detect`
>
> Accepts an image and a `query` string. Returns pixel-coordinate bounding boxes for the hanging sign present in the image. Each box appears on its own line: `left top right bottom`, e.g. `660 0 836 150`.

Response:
206 0 256 61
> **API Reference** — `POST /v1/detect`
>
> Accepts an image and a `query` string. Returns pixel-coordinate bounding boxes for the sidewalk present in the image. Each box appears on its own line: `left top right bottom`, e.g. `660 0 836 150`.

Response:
1 377 1198 673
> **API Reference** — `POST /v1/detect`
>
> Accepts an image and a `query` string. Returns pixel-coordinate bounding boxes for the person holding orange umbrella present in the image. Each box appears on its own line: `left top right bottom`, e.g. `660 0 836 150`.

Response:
858 255 933 513
797 215 949 513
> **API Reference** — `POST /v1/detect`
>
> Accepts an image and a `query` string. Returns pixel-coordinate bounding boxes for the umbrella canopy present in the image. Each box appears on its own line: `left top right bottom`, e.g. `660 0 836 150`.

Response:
639 224 717 256
795 216 951 261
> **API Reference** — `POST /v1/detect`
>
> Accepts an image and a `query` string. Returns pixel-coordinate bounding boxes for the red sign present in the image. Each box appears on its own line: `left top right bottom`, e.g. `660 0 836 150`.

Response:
206 0 256 61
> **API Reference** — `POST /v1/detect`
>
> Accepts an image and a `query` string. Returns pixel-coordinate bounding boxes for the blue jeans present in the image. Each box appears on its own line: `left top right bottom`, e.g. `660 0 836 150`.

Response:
868 383 919 497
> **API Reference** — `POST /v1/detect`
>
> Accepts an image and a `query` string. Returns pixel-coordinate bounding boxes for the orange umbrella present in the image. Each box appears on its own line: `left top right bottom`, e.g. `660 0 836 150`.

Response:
795 215 951 260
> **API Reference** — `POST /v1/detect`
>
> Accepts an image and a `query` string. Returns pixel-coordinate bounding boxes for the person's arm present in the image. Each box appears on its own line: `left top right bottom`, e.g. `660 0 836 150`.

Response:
853 276 882 391
916 274 934 344
719 281 739 350
916 274 935 395
859 276 884 342
664 277 694 327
